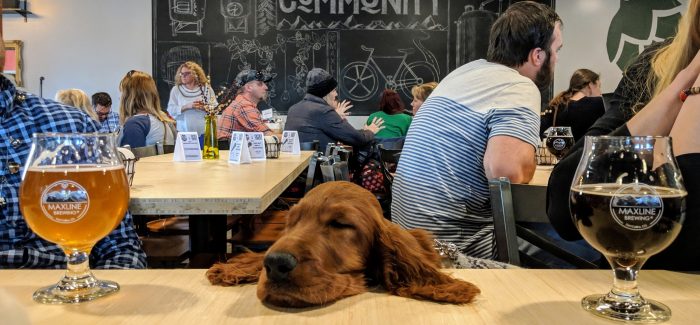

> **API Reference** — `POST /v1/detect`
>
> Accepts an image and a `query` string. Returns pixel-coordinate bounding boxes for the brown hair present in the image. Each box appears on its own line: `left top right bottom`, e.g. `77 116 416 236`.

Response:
379 89 405 114
410 82 438 102
55 89 99 121
119 70 173 124
548 69 600 110
175 61 208 86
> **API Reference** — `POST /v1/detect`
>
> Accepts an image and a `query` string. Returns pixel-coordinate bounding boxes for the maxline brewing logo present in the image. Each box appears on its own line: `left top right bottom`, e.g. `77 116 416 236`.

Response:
40 180 90 224
610 184 663 231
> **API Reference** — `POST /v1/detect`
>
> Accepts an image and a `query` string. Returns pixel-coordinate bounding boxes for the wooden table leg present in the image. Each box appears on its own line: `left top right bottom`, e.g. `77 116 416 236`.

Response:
188 215 227 268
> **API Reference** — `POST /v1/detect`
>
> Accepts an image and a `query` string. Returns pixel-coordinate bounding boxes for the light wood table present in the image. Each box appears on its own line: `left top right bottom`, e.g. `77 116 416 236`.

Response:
2 269 697 324
128 151 314 265
130 151 314 215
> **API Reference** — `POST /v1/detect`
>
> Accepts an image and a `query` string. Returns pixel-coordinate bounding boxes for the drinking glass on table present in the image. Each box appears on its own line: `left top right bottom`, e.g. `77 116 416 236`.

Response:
569 136 686 322
19 133 129 304
544 126 574 160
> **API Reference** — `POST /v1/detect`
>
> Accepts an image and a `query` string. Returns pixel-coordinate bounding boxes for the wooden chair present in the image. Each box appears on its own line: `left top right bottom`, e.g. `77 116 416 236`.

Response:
489 177 599 268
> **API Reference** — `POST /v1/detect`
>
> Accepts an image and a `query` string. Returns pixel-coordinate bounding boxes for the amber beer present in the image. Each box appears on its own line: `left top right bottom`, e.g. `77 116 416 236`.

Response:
570 183 685 262
20 165 129 251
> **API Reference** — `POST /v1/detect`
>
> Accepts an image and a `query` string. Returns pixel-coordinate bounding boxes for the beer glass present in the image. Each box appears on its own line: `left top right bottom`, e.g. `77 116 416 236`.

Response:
19 133 129 304
570 136 686 322
545 126 574 159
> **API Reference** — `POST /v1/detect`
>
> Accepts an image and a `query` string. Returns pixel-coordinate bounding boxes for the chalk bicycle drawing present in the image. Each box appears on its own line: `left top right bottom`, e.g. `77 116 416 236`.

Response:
340 39 439 101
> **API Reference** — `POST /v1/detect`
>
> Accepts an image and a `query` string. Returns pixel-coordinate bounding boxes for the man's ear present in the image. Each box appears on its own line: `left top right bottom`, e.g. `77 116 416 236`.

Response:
530 47 546 67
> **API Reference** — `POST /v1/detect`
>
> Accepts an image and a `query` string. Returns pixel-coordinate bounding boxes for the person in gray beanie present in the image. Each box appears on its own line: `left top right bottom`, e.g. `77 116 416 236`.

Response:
285 68 384 150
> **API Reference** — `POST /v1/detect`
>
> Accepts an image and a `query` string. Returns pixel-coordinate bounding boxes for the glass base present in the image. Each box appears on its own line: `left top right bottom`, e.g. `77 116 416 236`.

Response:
582 293 671 323
33 273 120 304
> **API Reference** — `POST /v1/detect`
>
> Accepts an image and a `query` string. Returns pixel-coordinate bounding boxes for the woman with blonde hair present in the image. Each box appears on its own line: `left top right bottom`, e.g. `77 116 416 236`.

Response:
540 69 604 140
409 82 438 115
548 0 700 271
55 88 99 121
119 70 176 148
167 61 218 135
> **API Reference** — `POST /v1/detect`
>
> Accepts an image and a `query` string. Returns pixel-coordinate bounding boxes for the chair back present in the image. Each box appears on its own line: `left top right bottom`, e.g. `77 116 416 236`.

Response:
489 177 599 268
131 143 162 158
300 140 320 151
377 144 402 193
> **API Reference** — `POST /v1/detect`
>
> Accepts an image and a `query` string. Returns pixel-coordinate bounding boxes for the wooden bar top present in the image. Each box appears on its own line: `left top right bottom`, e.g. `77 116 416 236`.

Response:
128 151 314 215
1 269 697 324
528 165 553 187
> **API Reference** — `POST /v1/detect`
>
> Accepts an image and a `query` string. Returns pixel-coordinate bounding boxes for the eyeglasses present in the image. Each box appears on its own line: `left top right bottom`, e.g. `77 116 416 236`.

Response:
180 71 192 77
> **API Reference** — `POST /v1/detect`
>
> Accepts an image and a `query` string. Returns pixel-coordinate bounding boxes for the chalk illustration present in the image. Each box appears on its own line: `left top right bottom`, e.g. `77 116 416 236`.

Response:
160 45 204 87
169 0 207 37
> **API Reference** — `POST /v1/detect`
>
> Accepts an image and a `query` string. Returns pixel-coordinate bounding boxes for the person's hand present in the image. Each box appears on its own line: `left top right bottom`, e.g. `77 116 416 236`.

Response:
363 117 385 134
334 99 353 120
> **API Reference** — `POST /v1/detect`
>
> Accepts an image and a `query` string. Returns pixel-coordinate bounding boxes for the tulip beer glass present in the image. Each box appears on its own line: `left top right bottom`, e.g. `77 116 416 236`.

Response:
20 133 129 304
570 136 686 322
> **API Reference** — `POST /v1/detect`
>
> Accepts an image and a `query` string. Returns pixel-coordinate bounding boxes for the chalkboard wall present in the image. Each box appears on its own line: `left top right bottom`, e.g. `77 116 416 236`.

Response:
153 0 554 115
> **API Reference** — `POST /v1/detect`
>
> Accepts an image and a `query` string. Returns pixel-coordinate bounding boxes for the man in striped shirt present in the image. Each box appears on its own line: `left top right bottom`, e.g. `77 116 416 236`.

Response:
392 2 563 259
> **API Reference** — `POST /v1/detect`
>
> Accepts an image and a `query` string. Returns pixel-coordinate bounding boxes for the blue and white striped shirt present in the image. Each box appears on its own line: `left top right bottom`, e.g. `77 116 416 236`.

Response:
391 60 541 259
0 75 146 269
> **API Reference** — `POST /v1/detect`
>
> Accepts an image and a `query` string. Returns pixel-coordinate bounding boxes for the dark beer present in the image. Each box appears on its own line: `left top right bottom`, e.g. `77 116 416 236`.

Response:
546 136 574 159
570 184 685 260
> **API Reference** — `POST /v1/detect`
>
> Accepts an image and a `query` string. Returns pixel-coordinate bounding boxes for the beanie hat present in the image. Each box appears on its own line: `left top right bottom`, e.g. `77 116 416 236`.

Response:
306 68 338 98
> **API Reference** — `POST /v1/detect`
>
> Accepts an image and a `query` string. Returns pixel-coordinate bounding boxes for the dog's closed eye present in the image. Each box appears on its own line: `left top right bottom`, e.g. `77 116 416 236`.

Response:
328 219 354 229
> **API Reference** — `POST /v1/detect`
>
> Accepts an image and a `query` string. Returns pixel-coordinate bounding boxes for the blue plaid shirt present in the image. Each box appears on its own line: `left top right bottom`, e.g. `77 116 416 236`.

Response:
98 111 121 134
0 75 146 269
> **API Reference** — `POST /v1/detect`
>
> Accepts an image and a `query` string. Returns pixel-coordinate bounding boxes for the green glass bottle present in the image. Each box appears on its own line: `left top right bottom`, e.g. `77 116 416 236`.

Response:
202 114 219 159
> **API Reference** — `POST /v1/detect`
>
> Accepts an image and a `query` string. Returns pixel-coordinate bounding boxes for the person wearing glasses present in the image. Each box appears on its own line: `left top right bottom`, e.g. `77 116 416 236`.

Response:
167 61 217 136
217 69 274 142
92 92 120 134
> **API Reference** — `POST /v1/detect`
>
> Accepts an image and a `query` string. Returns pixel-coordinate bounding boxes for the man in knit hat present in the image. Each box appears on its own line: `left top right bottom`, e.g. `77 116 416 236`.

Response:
218 69 274 141
285 68 384 150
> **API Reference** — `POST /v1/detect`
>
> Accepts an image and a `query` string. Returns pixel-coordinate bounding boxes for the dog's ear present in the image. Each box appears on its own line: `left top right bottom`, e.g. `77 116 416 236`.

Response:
206 252 265 286
374 222 480 304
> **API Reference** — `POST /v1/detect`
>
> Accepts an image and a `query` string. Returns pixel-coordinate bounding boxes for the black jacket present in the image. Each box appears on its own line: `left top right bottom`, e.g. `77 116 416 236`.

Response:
285 94 374 150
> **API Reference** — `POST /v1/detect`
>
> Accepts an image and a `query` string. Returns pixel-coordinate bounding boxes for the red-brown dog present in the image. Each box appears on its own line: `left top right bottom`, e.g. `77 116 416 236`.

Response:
206 181 480 307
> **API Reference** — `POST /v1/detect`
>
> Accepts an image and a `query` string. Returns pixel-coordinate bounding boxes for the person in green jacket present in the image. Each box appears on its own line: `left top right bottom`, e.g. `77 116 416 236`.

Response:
365 89 412 138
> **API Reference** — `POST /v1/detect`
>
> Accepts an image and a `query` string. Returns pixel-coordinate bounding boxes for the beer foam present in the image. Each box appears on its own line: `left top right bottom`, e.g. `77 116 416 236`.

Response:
27 165 124 173
571 184 687 198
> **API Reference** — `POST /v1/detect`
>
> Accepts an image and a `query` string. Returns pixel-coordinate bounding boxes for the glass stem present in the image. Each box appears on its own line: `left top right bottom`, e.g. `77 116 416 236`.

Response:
611 264 640 299
58 250 97 292
604 256 648 311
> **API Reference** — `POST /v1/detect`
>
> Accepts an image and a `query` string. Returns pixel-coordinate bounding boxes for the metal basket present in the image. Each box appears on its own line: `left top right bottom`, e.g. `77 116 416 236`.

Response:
117 147 138 186
265 141 281 159
536 144 556 166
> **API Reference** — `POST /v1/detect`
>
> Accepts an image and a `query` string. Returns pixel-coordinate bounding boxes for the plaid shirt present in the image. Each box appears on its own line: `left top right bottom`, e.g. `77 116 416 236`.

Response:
97 111 121 134
217 95 272 140
0 76 146 269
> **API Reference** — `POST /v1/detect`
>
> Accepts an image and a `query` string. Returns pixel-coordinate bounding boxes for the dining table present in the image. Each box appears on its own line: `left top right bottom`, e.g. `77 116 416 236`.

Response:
1 268 697 324
128 151 315 266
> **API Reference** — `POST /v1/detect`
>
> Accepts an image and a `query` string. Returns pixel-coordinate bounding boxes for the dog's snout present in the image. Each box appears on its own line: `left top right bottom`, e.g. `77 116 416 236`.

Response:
264 251 297 282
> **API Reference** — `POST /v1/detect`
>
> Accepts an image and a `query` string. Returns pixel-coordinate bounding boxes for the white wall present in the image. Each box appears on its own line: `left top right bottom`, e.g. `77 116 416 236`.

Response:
554 0 688 95
3 0 151 108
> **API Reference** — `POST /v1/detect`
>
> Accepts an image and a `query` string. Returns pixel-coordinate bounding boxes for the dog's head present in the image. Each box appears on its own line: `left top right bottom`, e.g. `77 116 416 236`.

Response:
207 181 480 307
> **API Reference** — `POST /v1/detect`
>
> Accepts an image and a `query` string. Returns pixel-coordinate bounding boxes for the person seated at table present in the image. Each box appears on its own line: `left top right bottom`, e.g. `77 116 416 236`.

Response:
217 69 274 142
547 0 700 271
392 2 562 260
92 92 120 134
540 69 605 141
285 68 384 150
167 61 217 136
55 88 99 122
0 36 146 269
118 70 176 149
410 82 438 116
366 89 412 140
